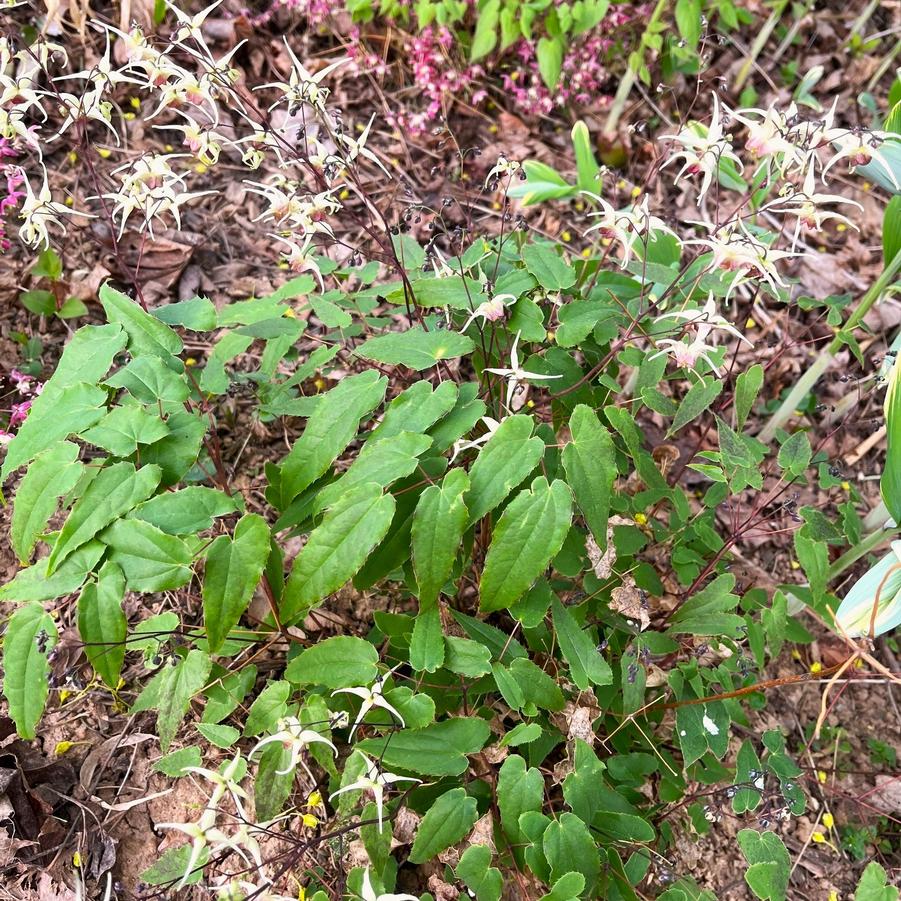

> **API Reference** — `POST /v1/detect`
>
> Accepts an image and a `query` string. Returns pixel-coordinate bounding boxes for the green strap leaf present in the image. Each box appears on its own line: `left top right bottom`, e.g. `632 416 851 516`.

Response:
561 404 616 546
77 561 127 688
480 477 573 613
48 462 163 573
203 514 270 652
408 788 479 863
11 441 83 563
412 468 470 608
278 371 387 507
465 414 544 524
552 597 612 689
1 602 57 738
281 483 396 622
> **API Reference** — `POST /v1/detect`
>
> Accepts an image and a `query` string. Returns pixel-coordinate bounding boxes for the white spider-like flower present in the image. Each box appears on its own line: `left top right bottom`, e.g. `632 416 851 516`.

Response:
0 72 47 120
822 129 900 190
249 716 337 777
360 867 421 901
332 667 406 739
165 0 226 53
245 180 340 237
17 168 85 248
484 155 522 188
450 416 502 462
687 221 801 298
661 94 743 203
582 193 676 269
650 294 753 375
459 293 517 333
331 114 390 174
55 35 142 91
483 330 563 412
329 753 421 832
183 755 250 820
727 103 801 173
254 39 348 112
768 165 862 247
159 113 224 166
270 233 325 288
51 88 119 144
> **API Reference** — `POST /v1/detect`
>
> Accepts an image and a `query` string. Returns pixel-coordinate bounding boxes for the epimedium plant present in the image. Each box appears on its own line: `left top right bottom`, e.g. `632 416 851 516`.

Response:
2 6 901 901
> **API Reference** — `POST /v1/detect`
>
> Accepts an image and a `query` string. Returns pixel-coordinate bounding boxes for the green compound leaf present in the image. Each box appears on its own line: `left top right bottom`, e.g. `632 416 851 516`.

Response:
11 441 83 563
738 829 790 901
356 717 491 776
278 370 387 507
130 487 241 535
409 788 479 863
77 561 127 688
105 355 191 404
561 404 616 545
2 602 57 738
285 635 379 689
102 518 194 592
358 326 475 371
480 477 573 613
203 514 270 652
99 282 183 368
48 462 163 573
465 414 544 524
281 483 395 622
82 405 170 457
412 467 470 608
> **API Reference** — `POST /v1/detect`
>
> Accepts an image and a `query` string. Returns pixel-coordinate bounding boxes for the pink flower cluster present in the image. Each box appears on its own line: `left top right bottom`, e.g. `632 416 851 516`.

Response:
390 27 485 134
0 138 24 252
0 369 42 445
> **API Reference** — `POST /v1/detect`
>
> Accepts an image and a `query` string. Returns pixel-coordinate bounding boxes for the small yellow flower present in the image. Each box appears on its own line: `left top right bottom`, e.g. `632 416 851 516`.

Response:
526 399 535 408
836 223 847 232
339 189 350 201
97 148 112 159
59 689 71 703
828 891 839 901
185 357 197 367
65 197 74 207
841 480 850 491
67 151 78 164
823 812 835 829
73 851 82 868
489 124 498 134
307 790 322 807
812 830 826 843
301 813 319 828
790 560 801 570
581 248 591 258
123 112 136 121
630 186 642 199
492 202 502 211
817 769 828 784
164 144 174 152
194 163 208 175
546 330 555 343
862 181 872 191
745 317 757 329
575 201 585 212
561 230 572 242
283 307 296 318
313 376 326 391
616 179 627 190
129 96 141 110
810 661 823 674
634 513 648 525
55 741 75 755
791 649 802 660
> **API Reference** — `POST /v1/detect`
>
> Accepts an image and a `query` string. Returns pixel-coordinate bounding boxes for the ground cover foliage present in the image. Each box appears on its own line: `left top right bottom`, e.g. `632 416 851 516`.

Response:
0 1 901 899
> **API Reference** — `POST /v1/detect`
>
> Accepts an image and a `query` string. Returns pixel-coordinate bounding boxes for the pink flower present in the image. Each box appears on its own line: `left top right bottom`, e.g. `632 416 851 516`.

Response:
10 401 31 427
